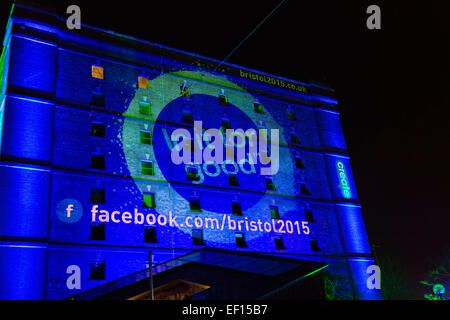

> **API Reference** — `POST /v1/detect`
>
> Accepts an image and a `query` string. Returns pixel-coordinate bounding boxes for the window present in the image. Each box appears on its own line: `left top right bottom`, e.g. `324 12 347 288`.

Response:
141 160 155 176
187 165 200 181
265 177 276 191
185 137 199 154
295 156 306 169
305 208 316 223
246 134 256 148
286 109 297 121
180 82 192 98
274 236 286 249
228 173 239 186
290 132 301 145
143 192 156 208
300 183 312 196
270 205 281 219
91 65 104 80
221 118 232 130
90 90 105 107
90 187 105 204
90 153 105 170
182 109 194 124
138 76 150 90
90 121 105 138
235 233 247 248
144 227 158 243
254 102 264 114
232 201 243 216
310 238 321 252
192 229 204 245
139 100 152 116
89 223 105 240
89 261 105 280
218 93 228 106
189 197 202 212
257 120 266 130
140 130 152 145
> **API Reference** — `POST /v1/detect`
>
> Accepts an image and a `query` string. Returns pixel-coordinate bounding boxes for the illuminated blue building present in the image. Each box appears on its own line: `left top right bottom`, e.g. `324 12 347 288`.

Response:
0 2 381 299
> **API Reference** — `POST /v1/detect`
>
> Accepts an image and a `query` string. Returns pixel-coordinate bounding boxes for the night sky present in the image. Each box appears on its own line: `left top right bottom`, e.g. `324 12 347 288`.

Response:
1 0 448 298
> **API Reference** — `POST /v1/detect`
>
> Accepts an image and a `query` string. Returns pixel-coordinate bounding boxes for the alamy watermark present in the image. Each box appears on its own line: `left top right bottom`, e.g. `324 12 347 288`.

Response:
66 5 81 30
366 5 381 30
167 121 280 176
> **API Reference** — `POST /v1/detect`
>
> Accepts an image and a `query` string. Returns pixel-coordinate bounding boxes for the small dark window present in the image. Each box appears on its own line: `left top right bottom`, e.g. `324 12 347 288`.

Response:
295 156 306 169
254 102 264 114
235 233 247 248
291 132 301 145
221 118 232 130
139 100 152 116
192 229 204 245
300 183 312 195
274 236 286 249
90 261 105 280
184 138 200 155
180 83 192 98
266 178 276 191
90 187 105 203
246 134 256 148
141 161 155 176
182 110 194 124
187 166 200 181
144 227 158 243
140 130 152 145
90 153 105 170
143 192 156 208
305 208 316 223
218 94 228 106
189 197 202 212
90 122 105 138
270 205 281 219
89 223 105 240
232 201 243 216
228 173 239 186
310 238 321 252
287 110 297 121
90 91 105 107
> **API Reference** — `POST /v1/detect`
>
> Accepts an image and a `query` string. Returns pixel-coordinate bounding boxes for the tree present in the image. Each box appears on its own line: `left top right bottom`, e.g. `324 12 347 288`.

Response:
372 245 412 300
321 263 360 300
420 245 449 300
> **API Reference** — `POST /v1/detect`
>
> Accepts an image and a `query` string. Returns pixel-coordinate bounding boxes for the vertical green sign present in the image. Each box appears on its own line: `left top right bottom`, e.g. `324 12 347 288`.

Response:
336 160 352 199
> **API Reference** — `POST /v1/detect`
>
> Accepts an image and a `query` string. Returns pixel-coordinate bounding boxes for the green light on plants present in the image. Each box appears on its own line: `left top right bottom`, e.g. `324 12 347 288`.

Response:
433 284 445 295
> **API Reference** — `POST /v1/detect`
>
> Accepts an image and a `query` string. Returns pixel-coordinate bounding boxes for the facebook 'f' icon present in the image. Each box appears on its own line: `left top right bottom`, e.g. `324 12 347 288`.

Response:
66 204 74 218
57 199 83 223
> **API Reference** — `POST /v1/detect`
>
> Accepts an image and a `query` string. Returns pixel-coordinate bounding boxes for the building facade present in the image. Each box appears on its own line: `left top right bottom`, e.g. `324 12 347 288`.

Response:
0 3 381 300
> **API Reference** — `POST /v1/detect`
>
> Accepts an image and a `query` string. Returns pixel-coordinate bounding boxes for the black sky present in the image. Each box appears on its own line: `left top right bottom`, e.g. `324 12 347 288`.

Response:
1 0 449 298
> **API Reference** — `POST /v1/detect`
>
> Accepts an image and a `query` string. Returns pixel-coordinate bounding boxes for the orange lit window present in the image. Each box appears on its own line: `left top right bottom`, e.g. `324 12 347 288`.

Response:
91 65 104 80
138 76 150 89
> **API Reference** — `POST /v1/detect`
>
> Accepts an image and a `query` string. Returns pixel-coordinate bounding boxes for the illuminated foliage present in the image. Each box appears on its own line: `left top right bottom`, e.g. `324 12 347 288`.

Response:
321 268 360 300
420 245 449 300
371 245 412 300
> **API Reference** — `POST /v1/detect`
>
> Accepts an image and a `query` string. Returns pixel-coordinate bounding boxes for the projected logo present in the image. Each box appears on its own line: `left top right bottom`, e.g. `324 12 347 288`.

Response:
336 160 352 199
122 71 296 243
56 198 83 223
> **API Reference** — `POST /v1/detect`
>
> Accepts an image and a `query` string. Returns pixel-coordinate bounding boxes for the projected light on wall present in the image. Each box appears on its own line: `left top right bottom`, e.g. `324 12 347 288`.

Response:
122 71 296 245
